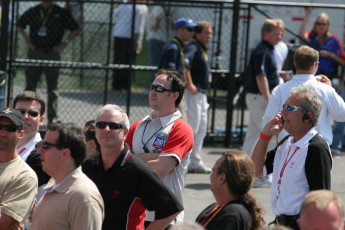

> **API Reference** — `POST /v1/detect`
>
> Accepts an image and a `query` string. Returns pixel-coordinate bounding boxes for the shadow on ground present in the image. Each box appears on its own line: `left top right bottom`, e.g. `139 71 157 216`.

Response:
185 183 210 190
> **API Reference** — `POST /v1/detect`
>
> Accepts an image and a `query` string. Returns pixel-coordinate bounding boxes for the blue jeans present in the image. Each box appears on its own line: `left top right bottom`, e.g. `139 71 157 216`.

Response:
331 86 345 150
148 39 165 85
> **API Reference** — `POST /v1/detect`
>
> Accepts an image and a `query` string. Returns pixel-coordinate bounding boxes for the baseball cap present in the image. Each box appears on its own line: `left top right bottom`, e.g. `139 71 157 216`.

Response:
0 109 23 130
175 18 197 30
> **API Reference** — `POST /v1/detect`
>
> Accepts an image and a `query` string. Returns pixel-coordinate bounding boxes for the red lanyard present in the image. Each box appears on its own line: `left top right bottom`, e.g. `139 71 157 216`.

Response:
17 147 26 156
278 146 299 185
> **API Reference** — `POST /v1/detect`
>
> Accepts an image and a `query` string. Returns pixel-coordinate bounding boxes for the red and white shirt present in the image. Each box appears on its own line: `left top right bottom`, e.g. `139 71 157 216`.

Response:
126 109 194 223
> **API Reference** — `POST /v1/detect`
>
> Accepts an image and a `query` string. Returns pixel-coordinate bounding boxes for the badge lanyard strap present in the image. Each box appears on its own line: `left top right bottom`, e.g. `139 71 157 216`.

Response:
196 40 209 65
40 7 52 26
141 120 162 152
172 38 187 71
274 146 299 207
141 119 176 153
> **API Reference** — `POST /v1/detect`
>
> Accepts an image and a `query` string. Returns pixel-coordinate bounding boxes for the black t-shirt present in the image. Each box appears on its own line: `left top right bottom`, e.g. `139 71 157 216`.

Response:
196 200 253 230
17 3 79 49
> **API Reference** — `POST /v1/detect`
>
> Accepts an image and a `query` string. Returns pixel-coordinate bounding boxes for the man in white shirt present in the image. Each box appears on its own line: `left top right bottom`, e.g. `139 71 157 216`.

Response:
13 91 50 200
262 45 345 150
112 0 148 90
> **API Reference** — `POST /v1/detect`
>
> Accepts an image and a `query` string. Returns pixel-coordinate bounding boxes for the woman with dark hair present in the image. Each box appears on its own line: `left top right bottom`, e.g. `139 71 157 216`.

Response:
196 150 264 230
299 7 345 80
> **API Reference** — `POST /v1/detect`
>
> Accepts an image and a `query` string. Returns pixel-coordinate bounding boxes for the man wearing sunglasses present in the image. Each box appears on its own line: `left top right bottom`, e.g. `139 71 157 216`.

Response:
83 104 183 230
31 122 104 229
126 69 193 226
13 91 50 201
0 109 38 229
262 45 345 152
252 85 332 229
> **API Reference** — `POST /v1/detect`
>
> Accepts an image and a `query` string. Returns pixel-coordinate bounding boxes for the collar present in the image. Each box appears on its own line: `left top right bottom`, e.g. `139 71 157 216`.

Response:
17 133 42 161
142 109 182 127
290 74 317 81
193 38 207 51
44 167 83 193
94 145 131 171
261 40 275 50
173 37 184 48
288 127 318 149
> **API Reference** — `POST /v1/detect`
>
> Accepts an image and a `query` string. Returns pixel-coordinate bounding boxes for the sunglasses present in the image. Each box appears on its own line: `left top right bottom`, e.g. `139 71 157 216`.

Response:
0 123 18 132
283 104 302 112
16 109 40 117
316 22 327 26
186 27 194 32
150 84 172 93
96 121 124 130
38 141 62 150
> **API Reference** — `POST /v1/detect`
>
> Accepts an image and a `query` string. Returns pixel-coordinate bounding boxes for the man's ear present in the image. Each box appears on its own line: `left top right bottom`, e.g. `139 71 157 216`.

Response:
62 148 71 159
39 114 44 124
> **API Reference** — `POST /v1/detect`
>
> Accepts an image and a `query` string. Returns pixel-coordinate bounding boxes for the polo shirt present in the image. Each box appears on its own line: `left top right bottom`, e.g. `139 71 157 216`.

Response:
264 128 332 216
31 167 104 229
0 157 38 223
126 110 193 223
262 74 345 144
184 39 210 90
82 147 183 230
244 40 280 94
159 37 185 74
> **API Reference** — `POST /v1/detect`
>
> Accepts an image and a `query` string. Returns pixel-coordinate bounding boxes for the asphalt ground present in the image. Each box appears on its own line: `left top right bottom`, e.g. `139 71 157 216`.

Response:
182 147 345 226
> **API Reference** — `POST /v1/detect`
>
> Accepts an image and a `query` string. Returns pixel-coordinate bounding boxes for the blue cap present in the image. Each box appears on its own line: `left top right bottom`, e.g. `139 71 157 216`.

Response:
175 18 197 30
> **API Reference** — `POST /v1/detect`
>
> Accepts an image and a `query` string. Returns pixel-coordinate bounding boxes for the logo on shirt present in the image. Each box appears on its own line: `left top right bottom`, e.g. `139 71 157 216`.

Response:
112 190 120 199
152 132 167 150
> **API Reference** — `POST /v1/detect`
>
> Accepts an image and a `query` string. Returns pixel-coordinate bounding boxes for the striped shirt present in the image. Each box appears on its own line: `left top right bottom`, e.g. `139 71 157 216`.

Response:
262 74 345 144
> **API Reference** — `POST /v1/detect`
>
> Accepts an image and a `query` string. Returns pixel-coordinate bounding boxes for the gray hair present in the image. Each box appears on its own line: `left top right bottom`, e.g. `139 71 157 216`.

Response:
290 85 322 126
95 104 130 129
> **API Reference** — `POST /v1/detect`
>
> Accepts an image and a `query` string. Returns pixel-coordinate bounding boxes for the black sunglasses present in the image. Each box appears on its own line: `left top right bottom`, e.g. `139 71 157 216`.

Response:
38 141 61 150
186 27 194 32
150 84 173 93
0 123 18 132
16 109 40 117
96 121 124 130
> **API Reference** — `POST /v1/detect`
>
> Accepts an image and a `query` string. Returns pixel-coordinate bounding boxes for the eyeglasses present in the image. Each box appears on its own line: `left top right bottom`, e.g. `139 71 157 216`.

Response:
283 104 302 112
96 121 124 130
150 84 172 93
185 27 194 32
16 109 40 118
316 22 327 26
0 123 18 132
39 141 61 150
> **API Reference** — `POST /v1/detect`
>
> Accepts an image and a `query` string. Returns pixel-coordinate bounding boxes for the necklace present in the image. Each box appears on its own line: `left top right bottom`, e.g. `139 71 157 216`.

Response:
141 120 162 153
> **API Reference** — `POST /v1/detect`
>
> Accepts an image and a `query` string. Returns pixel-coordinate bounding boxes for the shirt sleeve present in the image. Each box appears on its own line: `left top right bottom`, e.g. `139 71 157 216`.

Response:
253 51 267 77
2 170 38 223
160 119 193 163
138 163 183 219
159 43 179 70
305 137 332 191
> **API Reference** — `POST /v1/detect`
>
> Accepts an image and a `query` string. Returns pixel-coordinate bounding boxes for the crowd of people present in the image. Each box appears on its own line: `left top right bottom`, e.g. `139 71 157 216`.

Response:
1 1 345 229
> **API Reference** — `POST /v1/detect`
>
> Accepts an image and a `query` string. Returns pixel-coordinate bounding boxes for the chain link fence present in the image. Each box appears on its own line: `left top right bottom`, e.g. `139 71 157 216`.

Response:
5 0 244 145
6 0 342 145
